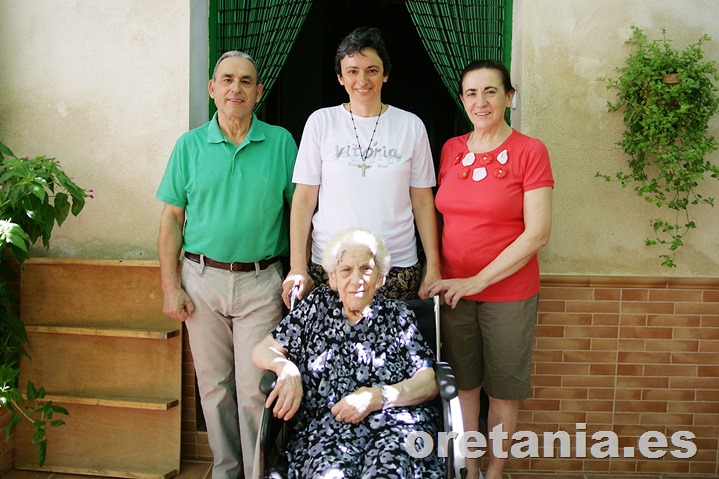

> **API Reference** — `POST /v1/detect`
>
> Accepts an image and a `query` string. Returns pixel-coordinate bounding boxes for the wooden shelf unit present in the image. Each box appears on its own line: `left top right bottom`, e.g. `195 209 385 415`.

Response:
16 259 182 479
25 324 180 339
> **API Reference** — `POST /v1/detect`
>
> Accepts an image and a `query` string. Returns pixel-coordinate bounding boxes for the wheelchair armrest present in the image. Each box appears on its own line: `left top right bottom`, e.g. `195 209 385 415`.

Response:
433 361 458 401
260 370 278 395
258 369 290 478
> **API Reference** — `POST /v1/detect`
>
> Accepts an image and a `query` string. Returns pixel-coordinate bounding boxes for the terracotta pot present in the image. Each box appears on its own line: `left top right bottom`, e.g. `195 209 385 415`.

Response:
663 73 680 87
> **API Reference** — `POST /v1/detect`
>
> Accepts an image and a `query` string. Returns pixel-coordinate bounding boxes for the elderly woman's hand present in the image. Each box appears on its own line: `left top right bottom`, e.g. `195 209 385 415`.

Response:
331 386 383 424
266 361 304 421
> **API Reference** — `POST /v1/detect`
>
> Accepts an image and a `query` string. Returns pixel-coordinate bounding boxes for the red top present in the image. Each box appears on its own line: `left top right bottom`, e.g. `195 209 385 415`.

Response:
436 129 554 302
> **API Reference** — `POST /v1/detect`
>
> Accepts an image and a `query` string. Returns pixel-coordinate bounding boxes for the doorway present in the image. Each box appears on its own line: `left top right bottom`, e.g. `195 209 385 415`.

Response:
260 0 467 165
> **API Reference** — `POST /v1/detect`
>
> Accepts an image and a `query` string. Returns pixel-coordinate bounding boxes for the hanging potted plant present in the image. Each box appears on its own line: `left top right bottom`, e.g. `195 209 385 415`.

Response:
596 26 719 267
0 139 91 465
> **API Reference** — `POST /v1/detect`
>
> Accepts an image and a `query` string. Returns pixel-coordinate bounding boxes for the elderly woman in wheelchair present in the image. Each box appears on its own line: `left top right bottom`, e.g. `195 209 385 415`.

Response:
252 228 444 478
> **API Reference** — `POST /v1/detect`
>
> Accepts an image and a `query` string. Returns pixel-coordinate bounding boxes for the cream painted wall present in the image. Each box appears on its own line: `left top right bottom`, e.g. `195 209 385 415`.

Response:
0 1 717 275
513 0 719 276
0 1 193 259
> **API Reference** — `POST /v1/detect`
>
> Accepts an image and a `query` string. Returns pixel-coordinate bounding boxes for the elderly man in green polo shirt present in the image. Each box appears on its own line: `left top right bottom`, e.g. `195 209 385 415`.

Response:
157 50 296 479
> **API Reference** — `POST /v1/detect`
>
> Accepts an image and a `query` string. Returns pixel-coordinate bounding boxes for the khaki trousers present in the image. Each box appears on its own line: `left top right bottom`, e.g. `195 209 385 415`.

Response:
182 258 283 479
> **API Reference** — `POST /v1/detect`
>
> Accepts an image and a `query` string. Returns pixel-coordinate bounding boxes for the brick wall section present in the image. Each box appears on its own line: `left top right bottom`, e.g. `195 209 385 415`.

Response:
512 275 719 476
176 274 719 474
180 324 212 462
1 260 20 479
176 274 719 475
8 266 716 476
0 407 13 479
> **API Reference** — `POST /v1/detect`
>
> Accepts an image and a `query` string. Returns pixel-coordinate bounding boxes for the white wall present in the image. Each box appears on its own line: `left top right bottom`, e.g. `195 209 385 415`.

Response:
0 1 192 259
513 0 719 276
1 0 717 276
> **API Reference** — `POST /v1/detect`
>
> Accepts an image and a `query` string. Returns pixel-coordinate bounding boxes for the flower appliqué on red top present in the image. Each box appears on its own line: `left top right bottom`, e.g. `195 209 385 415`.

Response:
493 149 509 179
454 149 509 181
472 167 488 181
477 153 493 166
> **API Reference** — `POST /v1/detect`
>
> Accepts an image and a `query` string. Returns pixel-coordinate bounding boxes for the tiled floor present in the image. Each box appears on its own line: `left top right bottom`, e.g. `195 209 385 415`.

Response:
5 467 718 479
4 461 212 479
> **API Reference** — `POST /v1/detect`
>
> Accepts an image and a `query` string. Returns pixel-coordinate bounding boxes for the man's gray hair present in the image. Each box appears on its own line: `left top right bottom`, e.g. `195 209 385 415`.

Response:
212 50 260 82
322 228 391 277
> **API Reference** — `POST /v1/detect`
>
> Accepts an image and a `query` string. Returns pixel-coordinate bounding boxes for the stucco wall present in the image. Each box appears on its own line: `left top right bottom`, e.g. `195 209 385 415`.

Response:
0 0 717 276
513 0 719 276
0 0 192 259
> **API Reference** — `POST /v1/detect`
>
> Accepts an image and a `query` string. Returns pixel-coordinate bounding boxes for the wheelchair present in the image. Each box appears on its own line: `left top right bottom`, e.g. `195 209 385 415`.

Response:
254 293 468 479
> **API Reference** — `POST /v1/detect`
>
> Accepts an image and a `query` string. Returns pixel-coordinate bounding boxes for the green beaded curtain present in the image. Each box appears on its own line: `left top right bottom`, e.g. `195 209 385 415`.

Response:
405 0 512 113
210 0 313 112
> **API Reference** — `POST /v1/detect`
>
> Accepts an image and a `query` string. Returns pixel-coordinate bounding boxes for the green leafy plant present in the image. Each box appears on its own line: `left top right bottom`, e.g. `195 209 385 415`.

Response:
0 138 91 465
597 26 719 267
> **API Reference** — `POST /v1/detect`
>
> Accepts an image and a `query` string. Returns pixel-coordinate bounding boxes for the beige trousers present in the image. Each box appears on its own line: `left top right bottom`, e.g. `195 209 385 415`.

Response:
182 258 283 479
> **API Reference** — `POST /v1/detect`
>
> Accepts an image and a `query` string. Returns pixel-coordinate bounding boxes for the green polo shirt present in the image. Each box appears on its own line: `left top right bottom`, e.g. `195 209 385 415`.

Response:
157 112 297 262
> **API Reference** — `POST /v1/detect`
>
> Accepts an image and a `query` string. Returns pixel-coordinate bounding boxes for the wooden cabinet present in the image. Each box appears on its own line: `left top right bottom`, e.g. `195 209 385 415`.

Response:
16 259 181 479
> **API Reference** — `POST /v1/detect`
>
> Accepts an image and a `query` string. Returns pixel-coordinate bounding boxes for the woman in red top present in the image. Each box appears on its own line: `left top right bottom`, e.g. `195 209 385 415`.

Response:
429 60 554 479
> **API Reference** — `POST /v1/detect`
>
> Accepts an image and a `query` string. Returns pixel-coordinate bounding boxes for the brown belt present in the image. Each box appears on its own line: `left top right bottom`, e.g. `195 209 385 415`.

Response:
184 252 278 272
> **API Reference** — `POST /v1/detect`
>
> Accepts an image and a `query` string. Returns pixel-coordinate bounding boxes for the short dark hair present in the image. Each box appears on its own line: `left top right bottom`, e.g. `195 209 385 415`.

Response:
334 27 392 76
459 59 514 95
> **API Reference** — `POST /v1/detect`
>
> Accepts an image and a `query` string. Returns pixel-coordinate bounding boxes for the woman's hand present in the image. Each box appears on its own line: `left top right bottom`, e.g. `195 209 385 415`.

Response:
429 188 554 308
418 267 441 299
331 386 383 424
266 361 304 421
428 277 486 308
281 269 315 308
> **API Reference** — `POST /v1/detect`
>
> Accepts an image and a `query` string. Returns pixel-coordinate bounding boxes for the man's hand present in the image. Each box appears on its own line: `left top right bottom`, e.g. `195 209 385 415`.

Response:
281 269 315 308
163 286 195 321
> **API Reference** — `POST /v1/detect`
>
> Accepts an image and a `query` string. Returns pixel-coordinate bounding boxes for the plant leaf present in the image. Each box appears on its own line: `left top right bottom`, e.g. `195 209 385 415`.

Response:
26 380 38 401
53 192 70 226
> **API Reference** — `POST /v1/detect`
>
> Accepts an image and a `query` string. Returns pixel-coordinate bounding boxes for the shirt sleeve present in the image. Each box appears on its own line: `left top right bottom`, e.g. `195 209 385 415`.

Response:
281 131 298 204
156 138 189 207
437 134 467 188
522 137 554 192
273 314 306 358
390 301 436 376
292 111 323 186
409 115 437 189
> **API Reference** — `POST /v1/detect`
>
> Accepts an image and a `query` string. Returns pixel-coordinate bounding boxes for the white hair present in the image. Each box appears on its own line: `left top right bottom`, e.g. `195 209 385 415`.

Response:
212 50 259 82
322 228 391 277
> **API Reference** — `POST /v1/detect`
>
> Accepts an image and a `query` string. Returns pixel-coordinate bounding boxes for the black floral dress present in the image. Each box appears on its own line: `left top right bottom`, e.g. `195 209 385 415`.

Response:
271 285 443 478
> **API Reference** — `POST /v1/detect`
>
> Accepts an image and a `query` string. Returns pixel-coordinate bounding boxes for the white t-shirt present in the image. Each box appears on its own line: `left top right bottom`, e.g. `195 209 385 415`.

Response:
293 104 436 267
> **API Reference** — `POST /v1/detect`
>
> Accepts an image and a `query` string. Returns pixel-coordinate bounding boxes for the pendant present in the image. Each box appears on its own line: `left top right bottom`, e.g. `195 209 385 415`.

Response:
358 163 372 177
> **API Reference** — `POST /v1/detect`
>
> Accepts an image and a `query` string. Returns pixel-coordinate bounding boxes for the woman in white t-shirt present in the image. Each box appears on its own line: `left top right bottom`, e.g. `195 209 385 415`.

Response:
282 26 440 304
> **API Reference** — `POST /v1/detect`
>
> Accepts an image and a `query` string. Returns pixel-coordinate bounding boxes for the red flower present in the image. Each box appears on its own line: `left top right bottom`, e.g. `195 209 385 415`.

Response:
478 153 493 166
494 168 507 179
458 167 470 179
453 152 463 164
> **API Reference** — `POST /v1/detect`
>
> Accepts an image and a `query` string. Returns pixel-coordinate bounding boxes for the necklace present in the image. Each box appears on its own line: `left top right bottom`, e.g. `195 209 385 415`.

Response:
349 103 382 177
